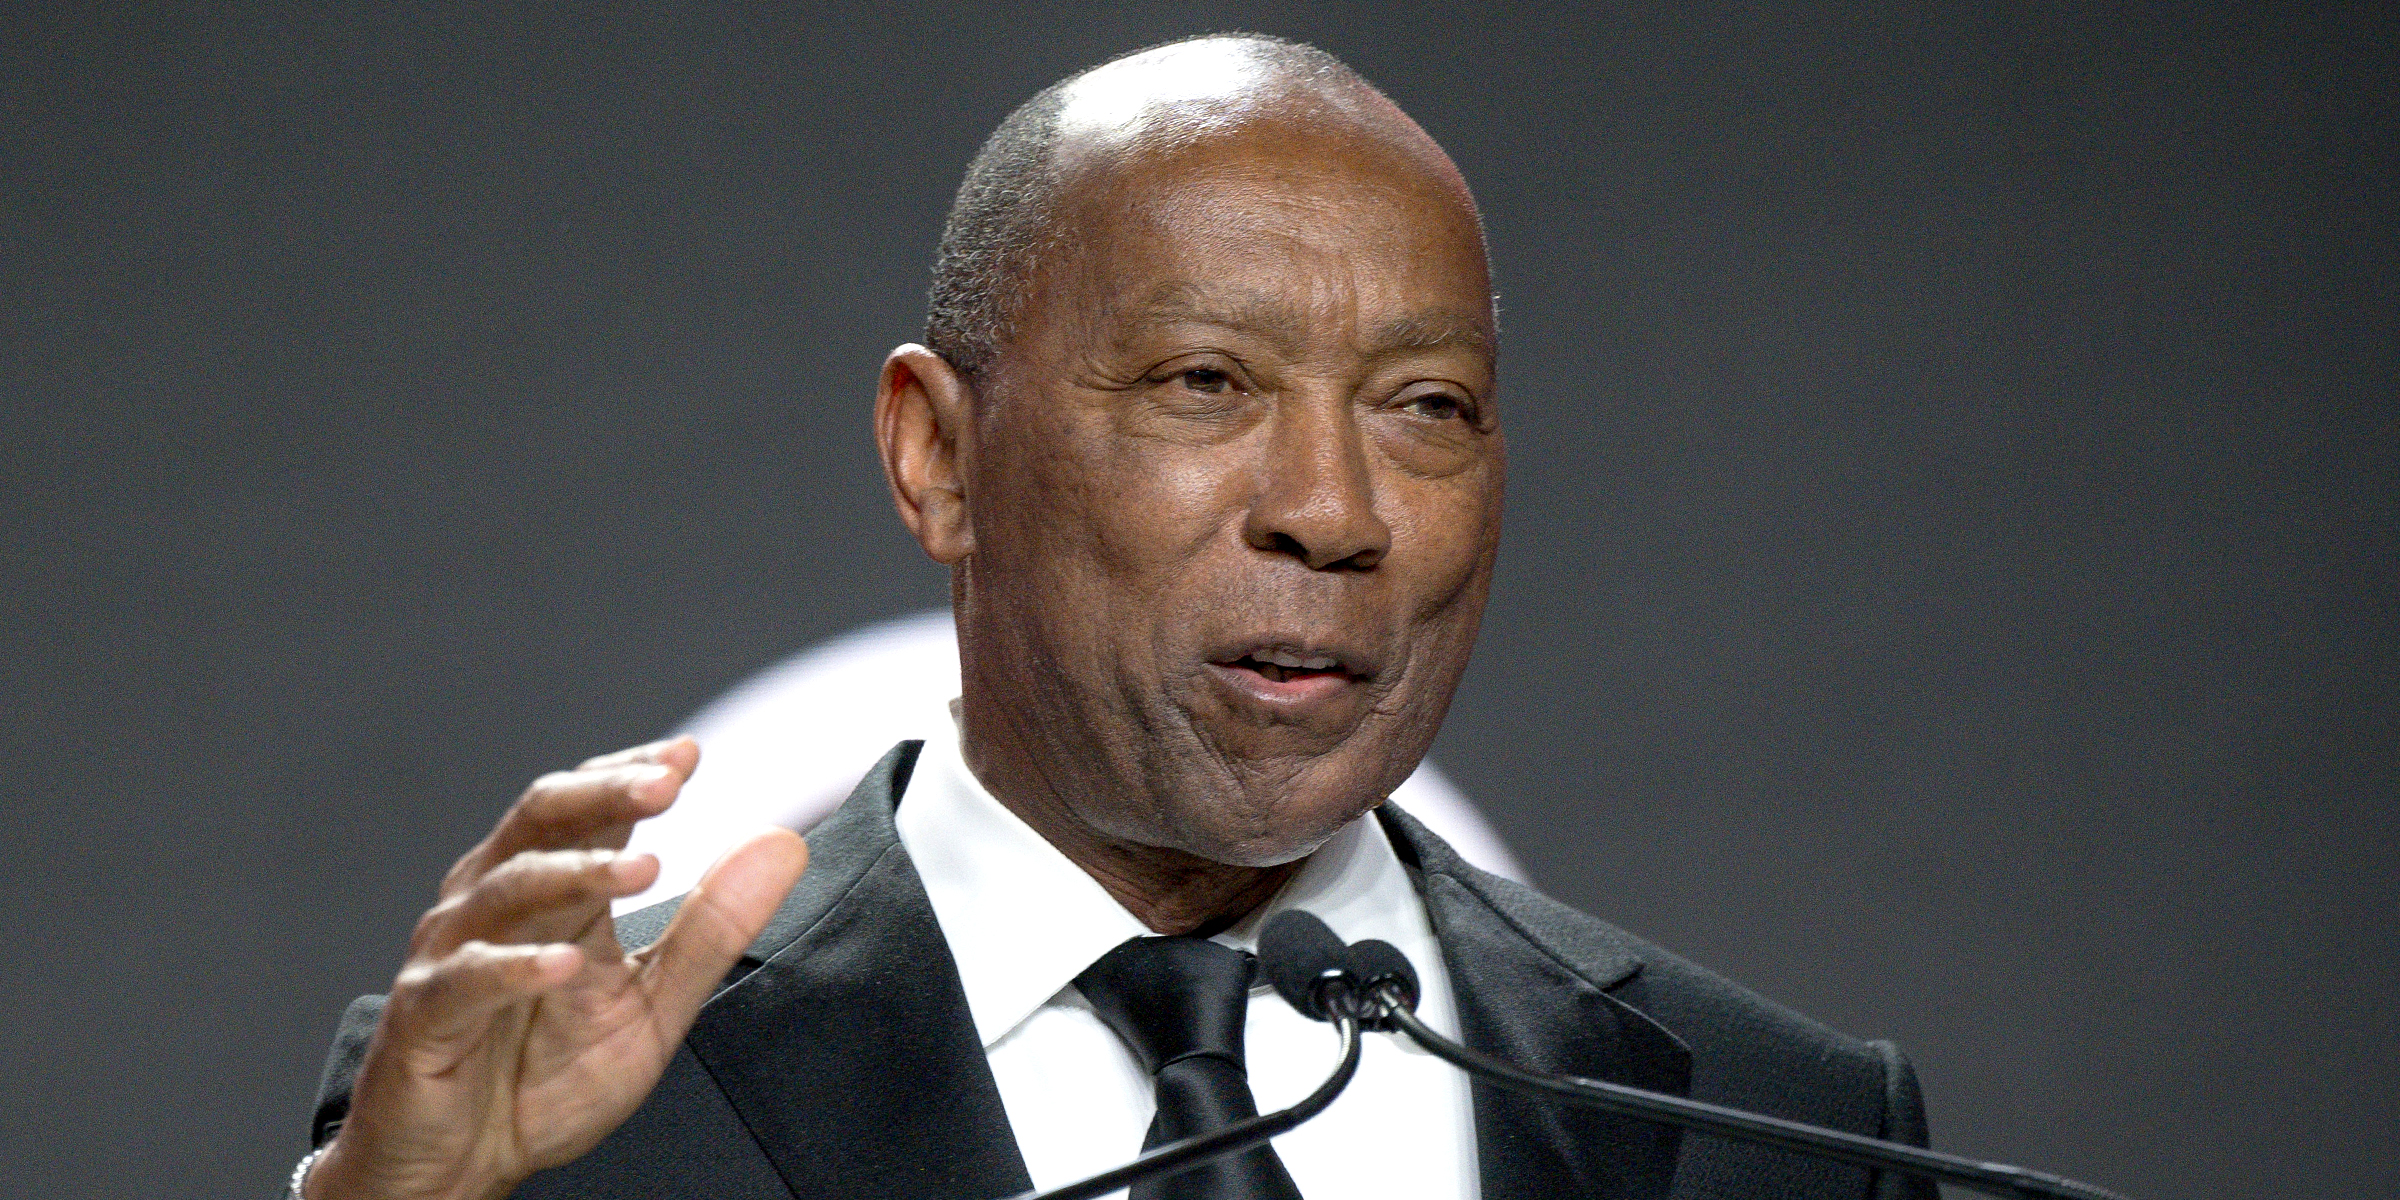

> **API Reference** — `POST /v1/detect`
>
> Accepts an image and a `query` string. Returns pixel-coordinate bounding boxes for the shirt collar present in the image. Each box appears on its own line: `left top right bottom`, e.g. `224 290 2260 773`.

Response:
892 708 1427 1048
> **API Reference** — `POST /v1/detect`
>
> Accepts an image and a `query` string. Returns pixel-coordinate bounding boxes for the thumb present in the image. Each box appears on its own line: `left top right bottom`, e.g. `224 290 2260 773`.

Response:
638 828 809 1019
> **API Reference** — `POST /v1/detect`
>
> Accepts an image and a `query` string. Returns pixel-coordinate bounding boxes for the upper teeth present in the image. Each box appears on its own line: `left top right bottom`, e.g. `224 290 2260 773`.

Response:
1259 649 1338 670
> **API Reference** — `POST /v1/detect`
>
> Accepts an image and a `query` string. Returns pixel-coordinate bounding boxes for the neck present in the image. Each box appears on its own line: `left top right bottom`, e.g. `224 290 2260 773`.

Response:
1016 797 1302 935
958 717 1301 937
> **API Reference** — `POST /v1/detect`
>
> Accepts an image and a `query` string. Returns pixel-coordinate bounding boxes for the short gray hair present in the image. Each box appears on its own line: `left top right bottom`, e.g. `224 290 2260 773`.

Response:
923 35 1374 379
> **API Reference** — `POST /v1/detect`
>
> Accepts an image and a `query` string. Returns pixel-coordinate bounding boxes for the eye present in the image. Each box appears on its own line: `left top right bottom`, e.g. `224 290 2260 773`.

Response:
1399 390 1467 420
1178 367 1234 394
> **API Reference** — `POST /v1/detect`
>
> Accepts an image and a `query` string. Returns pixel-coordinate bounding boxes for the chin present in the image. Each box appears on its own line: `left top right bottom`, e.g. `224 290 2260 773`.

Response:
1158 757 1396 868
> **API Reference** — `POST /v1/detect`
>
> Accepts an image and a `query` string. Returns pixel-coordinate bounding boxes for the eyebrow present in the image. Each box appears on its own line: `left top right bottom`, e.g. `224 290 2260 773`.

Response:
1369 311 1496 357
1115 283 1496 360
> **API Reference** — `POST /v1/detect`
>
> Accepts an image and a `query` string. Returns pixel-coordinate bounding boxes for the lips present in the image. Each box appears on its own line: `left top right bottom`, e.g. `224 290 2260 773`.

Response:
1202 636 1381 711
1228 647 1348 684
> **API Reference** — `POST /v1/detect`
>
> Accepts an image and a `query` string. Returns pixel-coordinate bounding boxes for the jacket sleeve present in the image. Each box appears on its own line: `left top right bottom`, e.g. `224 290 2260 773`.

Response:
309 994 387 1149
1866 1039 1940 1200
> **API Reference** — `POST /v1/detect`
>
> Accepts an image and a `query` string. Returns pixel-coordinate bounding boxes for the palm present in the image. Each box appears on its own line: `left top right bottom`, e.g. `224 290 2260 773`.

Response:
505 944 688 1167
314 739 805 1200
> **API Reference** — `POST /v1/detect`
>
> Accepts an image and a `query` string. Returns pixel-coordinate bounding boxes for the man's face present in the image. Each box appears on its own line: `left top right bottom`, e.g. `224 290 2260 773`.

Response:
957 120 1504 867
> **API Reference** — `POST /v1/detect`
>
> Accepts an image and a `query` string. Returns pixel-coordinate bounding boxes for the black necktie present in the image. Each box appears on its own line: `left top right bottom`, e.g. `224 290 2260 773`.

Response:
1073 936 1305 1200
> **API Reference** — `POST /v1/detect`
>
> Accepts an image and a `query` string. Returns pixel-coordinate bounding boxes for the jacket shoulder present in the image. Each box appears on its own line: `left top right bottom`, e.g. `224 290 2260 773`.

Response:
1379 802 1919 1129
613 739 925 963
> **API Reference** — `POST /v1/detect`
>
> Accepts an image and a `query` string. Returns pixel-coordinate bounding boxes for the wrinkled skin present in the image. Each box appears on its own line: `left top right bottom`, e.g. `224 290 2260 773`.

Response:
310 38 1507 1200
877 78 1506 932
304 740 808 1200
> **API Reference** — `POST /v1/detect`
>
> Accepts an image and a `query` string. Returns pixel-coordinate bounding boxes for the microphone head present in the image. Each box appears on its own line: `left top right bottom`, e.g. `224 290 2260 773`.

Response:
1258 909 1357 1021
1348 939 1420 1026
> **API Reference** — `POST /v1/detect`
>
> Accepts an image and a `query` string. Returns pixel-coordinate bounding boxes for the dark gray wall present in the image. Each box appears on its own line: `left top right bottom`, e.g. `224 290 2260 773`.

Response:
3 4 2391 1197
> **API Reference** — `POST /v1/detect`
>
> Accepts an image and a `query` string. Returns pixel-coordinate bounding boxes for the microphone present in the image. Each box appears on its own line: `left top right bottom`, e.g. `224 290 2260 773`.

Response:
1005 917 1368 1200
1259 905 1366 1019
1344 938 1418 1030
1269 911 2130 1200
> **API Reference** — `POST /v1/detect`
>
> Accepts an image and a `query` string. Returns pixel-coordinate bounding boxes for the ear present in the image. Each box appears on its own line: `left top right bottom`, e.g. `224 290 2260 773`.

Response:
875 344 976 564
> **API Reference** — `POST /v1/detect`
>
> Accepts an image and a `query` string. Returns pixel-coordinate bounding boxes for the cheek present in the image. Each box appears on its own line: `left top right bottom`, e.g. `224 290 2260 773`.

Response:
1389 466 1504 609
986 409 1245 594
1072 431 1247 574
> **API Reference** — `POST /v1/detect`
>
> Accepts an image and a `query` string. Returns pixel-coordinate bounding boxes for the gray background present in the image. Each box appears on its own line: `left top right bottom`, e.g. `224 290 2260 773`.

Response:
4 3 2393 1197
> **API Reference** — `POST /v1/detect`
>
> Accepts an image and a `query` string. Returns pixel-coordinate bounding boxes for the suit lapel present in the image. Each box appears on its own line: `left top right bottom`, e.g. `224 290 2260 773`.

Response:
622 748 1685 1200
676 742 1035 1200
1379 806 1692 1200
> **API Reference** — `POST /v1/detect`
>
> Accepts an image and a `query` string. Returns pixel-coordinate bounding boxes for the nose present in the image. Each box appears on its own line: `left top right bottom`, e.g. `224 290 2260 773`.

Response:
1241 395 1391 571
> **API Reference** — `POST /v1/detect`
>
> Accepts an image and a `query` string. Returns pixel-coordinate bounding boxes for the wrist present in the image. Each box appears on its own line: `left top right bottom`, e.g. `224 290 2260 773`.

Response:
296 1133 519 1200
296 1135 360 1200
293 1136 342 1200
286 1143 329 1200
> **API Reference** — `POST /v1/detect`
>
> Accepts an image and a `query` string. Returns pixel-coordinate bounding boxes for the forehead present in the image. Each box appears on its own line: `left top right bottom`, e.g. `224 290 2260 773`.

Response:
1038 126 1495 355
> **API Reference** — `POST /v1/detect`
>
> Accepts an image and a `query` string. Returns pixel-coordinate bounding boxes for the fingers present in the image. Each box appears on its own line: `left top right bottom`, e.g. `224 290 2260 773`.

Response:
387 939 585 1054
415 848 661 960
445 737 700 895
638 828 809 1020
498 760 679 851
577 735 700 775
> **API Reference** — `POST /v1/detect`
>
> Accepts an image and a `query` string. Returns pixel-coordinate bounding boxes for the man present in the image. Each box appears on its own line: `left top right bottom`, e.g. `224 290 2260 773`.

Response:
294 35 1933 1200
614 608 1526 916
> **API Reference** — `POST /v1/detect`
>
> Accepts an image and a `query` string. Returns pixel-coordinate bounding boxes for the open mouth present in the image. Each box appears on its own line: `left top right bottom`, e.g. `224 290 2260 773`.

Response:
1223 648 1353 685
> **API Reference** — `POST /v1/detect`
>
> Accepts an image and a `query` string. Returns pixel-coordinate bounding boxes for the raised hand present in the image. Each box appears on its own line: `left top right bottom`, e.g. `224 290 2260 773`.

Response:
303 737 809 1200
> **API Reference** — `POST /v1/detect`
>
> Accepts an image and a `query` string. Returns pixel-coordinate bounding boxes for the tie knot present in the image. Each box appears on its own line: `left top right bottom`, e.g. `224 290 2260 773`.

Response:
1074 936 1256 1075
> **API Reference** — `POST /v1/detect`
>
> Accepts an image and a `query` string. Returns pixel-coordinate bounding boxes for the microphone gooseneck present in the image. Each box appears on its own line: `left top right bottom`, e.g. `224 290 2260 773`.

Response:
1007 909 2131 1200
1371 999 2124 1200
1006 920 1370 1200
1009 1015 1360 1200
1304 928 2133 1200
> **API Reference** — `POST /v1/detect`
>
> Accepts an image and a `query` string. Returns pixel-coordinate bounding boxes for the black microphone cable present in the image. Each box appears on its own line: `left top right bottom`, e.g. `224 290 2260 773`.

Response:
1371 996 2122 1200
1004 916 1369 1200
1299 911 2132 1200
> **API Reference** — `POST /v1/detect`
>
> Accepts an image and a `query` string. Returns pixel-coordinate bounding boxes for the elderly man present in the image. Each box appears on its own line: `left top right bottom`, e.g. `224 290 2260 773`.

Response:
294 35 1932 1200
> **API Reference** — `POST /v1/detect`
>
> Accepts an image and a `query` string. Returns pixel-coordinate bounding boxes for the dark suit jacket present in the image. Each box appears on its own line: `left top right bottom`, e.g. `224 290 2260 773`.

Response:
309 742 1936 1200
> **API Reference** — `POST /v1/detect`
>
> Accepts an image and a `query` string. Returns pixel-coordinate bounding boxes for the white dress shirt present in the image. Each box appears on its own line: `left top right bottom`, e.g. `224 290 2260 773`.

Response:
894 716 1480 1199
